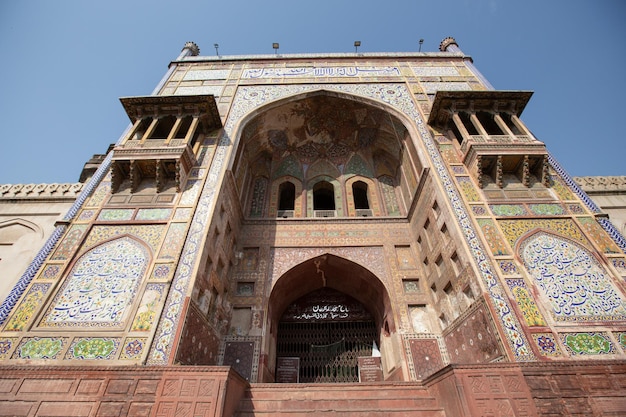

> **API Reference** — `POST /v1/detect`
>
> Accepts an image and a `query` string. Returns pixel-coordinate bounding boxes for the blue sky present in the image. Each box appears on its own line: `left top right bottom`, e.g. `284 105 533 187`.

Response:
0 1 624 184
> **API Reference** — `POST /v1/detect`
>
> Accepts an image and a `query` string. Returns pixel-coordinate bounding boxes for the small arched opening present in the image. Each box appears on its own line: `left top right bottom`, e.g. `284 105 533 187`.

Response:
352 181 370 210
313 181 335 211
278 181 296 211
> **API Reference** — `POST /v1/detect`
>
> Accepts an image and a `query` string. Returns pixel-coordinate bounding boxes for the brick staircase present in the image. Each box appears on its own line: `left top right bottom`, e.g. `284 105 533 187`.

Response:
235 382 447 416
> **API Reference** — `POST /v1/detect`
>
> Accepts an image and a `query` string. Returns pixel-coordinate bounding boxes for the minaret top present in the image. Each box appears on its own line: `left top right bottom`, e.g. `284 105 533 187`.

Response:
439 37 459 52
182 41 200 56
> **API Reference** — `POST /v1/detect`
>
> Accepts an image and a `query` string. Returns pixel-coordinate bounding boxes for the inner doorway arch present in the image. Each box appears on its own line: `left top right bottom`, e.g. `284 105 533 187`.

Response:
266 254 396 383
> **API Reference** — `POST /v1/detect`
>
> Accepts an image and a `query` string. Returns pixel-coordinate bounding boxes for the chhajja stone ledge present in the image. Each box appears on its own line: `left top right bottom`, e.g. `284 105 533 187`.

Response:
0 183 83 199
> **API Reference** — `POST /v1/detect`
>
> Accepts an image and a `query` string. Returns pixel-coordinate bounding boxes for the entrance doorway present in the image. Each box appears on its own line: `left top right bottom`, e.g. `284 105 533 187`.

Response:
276 287 378 383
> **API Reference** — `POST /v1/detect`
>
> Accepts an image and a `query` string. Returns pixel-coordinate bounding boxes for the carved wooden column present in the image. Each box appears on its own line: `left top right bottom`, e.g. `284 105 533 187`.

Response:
521 155 530 187
130 160 141 192
541 155 550 186
476 155 484 188
496 155 503 188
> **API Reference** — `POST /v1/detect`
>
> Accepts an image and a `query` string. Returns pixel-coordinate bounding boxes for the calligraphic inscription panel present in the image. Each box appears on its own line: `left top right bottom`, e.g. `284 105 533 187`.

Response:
280 288 373 322
520 232 626 321
40 237 150 328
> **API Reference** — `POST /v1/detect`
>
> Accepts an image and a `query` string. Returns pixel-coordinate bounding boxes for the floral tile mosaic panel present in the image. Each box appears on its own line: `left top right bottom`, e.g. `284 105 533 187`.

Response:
559 332 615 355
12 337 69 360
38 264 63 280
83 225 165 254
135 208 172 221
4 283 51 331
131 283 167 331
477 219 510 256
577 217 621 254
65 337 121 360
490 204 527 217
498 260 518 275
51 224 88 260
97 209 134 221
498 218 587 250
506 279 546 326
528 204 565 216
158 223 188 260
151 263 174 281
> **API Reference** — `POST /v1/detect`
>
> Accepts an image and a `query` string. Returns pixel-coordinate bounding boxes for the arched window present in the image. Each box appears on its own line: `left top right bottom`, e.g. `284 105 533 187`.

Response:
278 182 295 211
352 181 370 210
313 181 335 211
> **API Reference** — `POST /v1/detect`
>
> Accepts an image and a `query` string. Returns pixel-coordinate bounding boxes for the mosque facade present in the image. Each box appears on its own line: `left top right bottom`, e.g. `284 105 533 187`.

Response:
1 38 625 416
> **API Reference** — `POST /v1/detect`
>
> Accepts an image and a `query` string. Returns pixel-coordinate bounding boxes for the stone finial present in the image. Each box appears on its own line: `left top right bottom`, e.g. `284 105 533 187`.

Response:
439 37 458 52
182 41 200 56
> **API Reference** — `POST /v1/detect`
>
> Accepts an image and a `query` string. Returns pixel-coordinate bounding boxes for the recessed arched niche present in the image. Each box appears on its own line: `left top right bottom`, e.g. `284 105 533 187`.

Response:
232 91 419 218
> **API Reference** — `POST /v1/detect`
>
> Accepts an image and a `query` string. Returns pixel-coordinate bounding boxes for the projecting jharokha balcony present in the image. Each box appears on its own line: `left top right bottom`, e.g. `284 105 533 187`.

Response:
428 90 550 189
111 95 222 193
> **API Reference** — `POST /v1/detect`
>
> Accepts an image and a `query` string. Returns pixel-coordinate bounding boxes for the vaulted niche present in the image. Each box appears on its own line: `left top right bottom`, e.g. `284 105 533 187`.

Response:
232 91 421 218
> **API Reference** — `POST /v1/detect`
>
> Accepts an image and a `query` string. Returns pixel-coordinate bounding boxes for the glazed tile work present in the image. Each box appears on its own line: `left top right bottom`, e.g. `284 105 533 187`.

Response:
519 232 626 321
560 332 616 356
505 279 546 326
2 45 626 385
531 333 562 357
120 80 536 363
40 237 150 328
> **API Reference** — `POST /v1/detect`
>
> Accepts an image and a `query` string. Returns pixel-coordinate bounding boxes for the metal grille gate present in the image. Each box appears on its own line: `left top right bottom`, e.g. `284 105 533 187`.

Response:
277 320 377 383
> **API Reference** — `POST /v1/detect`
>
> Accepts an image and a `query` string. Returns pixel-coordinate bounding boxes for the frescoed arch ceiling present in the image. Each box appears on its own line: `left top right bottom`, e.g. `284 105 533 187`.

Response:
242 94 406 177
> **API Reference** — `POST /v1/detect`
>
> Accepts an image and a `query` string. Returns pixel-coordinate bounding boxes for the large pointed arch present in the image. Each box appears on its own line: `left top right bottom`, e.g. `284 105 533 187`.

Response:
267 254 394 332
265 254 396 383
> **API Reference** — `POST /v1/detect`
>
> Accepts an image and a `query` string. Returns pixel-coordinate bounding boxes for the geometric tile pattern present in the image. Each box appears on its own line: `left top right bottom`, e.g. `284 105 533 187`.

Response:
520 232 626 321
406 336 445 379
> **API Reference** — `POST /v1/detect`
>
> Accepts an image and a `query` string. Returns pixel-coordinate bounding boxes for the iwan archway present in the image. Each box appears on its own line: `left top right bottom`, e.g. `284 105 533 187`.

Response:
265 254 396 383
